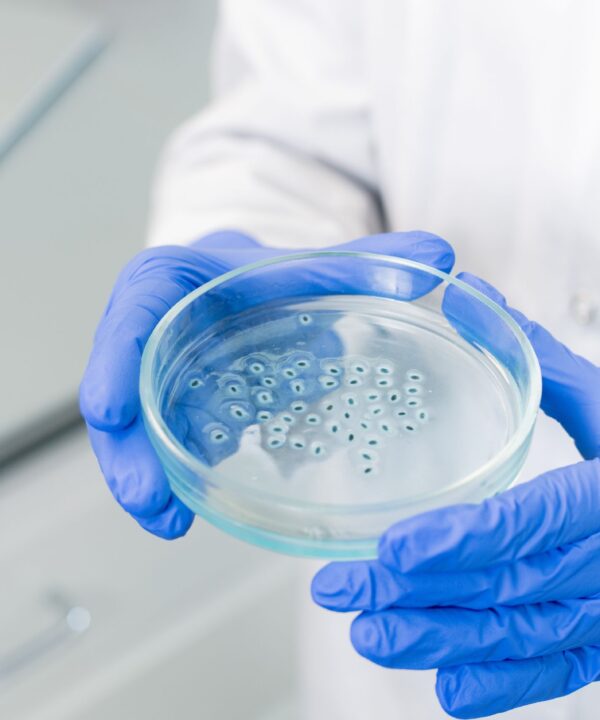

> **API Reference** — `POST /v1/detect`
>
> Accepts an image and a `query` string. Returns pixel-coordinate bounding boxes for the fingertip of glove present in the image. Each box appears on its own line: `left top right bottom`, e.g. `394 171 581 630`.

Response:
115 472 171 519
409 230 455 259
455 271 507 304
392 230 456 272
311 563 352 608
79 374 138 432
436 668 476 719
101 439 173 518
455 272 536 337
344 231 455 273
134 497 195 540
456 271 495 290
157 509 195 540
350 614 380 659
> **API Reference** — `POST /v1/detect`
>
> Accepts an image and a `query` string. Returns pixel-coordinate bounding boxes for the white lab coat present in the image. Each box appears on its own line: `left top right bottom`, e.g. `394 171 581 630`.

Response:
148 1 600 718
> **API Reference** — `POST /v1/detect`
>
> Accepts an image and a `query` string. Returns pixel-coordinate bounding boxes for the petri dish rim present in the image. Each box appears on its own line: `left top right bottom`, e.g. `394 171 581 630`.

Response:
140 250 541 513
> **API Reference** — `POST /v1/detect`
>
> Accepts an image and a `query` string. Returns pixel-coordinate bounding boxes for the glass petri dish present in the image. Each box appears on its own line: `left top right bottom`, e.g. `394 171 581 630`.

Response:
140 252 541 559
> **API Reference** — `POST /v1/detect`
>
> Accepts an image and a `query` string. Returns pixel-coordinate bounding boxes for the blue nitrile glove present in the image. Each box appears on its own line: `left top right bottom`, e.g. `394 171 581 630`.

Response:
79 230 454 540
312 272 600 719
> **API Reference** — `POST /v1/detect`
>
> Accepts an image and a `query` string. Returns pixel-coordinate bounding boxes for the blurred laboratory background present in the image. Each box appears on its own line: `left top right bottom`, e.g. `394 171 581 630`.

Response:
0 1 299 717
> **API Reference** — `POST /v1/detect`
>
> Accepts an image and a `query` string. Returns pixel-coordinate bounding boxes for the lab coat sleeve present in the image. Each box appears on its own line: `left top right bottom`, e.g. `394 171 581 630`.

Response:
146 0 383 249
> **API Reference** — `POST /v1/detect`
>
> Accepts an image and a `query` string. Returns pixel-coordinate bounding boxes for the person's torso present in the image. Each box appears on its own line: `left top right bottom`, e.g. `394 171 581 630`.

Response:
299 7 600 720
366 0 600 362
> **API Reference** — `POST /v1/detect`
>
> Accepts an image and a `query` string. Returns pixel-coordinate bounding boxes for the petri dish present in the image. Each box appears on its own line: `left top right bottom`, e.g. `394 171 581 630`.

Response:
140 252 541 559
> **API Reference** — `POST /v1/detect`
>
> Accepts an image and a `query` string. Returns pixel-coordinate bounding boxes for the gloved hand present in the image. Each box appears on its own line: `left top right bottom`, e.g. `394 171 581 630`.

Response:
312 273 600 719
80 230 454 540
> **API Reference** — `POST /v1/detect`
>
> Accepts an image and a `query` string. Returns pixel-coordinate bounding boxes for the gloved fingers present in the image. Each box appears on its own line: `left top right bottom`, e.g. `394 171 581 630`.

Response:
87 419 194 539
312 560 403 612
338 230 455 269
378 459 600 573
81 305 164 432
80 245 225 432
350 598 600 670
198 230 455 279
441 276 531 391
132 494 195 540
81 232 454 432
313 530 600 612
111 233 449 434
456 272 600 460
304 230 455 298
313 559 494 612
436 645 600 719
87 417 174 519
198 231 456 315
101 246 227 335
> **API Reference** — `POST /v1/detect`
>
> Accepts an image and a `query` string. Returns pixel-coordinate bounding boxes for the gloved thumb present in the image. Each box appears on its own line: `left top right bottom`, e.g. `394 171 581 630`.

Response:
337 230 455 273
457 272 600 460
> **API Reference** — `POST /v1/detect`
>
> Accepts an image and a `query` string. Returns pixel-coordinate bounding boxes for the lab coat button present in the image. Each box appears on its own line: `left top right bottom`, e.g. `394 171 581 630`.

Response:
569 291 598 326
